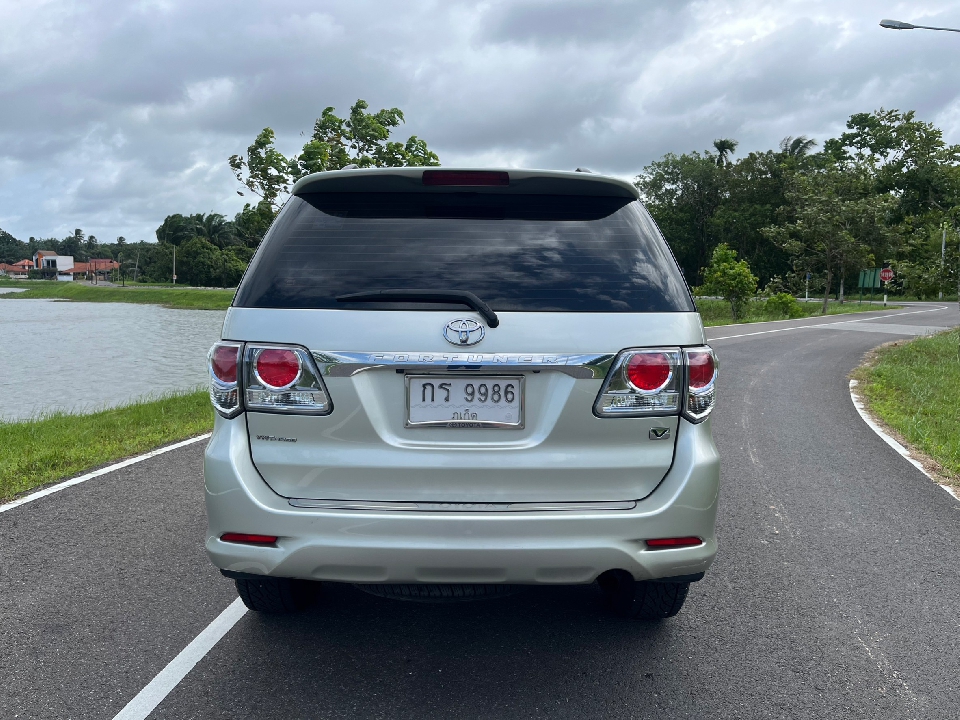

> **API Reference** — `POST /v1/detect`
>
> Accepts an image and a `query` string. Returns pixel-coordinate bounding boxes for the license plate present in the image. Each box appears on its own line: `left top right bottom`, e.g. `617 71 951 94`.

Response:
406 375 524 429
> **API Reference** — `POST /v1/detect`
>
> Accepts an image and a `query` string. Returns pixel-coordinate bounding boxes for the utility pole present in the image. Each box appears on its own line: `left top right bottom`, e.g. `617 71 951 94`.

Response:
941 223 946 300
173 245 176 285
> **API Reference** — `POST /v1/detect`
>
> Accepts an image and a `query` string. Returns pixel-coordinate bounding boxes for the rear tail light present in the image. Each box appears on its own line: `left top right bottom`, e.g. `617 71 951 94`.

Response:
594 345 717 422
682 347 717 423
220 532 278 545
208 342 243 418
646 536 703 549
594 348 682 416
244 344 332 414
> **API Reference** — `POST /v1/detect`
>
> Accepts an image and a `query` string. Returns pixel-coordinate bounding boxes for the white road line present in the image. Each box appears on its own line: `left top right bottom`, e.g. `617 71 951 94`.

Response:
112 598 248 720
0 433 212 515
849 380 958 502
708 305 949 342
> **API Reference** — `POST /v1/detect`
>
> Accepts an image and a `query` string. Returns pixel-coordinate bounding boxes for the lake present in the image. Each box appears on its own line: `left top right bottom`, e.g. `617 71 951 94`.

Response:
0 299 226 421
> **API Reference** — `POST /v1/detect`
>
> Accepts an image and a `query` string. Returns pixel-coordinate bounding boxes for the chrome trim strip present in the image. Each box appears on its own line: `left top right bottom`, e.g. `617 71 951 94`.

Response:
311 351 614 379
287 498 638 512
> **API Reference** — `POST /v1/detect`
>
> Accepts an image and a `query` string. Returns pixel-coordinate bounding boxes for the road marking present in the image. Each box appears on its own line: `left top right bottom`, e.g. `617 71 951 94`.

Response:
0 433 212 515
111 598 248 720
708 305 949 342
849 380 958 502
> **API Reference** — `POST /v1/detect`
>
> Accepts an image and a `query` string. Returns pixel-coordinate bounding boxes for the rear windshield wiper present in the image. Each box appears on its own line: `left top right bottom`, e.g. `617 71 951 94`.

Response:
336 289 499 328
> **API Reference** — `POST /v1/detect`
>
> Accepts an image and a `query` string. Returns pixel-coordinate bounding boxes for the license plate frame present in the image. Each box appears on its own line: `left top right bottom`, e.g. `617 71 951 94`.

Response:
405 374 525 429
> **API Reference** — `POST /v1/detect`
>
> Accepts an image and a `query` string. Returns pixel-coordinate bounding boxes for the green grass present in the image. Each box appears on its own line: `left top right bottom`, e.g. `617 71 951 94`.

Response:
852 329 960 486
0 390 214 502
0 281 234 310
696 298 902 327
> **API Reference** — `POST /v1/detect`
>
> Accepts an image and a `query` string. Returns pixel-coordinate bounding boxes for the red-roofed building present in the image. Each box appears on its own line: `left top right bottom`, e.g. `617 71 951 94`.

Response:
0 260 31 279
72 259 120 280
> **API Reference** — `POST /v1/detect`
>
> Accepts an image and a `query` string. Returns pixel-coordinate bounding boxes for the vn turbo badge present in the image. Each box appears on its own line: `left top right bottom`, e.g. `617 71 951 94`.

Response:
443 318 485 346
649 427 671 441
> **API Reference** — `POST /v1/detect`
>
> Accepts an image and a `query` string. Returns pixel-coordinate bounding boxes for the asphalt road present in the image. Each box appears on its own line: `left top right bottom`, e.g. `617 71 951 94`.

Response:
1 303 958 719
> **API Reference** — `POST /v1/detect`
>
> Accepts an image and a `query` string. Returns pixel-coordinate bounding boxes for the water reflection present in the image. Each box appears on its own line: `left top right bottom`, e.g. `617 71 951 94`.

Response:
0 299 225 421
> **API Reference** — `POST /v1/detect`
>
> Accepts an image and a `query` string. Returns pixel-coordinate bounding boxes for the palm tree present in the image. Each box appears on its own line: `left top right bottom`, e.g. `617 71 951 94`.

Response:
195 213 236 248
779 135 817 158
713 138 739 167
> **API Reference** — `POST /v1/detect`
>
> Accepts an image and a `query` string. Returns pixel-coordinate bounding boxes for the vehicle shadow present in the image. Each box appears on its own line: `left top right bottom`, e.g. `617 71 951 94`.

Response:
191 581 697 719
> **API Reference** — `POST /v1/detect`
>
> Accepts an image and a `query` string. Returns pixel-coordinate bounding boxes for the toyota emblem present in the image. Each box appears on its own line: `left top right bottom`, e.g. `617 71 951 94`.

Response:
443 318 485 346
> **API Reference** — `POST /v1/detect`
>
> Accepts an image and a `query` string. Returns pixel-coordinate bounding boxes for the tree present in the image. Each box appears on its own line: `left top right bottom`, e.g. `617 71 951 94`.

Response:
0 228 27 263
233 201 275 248
194 213 236 249
763 167 891 313
156 214 197 246
699 243 758 320
779 136 817 159
713 138 739 167
636 150 727 283
824 108 960 221
229 99 440 212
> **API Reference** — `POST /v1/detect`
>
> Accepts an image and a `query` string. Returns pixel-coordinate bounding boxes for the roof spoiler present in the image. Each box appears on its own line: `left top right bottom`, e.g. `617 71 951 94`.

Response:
291 167 639 199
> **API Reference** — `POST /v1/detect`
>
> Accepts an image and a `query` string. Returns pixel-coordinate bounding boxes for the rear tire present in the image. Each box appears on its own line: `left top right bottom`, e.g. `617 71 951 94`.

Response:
598 570 689 621
234 576 319 613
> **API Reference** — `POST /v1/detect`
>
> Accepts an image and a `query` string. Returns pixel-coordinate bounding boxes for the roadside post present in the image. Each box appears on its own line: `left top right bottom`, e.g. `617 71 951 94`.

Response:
805 272 810 302
880 265 894 306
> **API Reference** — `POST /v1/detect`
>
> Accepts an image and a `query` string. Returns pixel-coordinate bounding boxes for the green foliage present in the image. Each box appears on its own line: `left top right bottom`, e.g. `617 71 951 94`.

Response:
229 99 440 212
699 243 758 320
695 297 896 327
0 390 212 501
0 282 234 310
639 108 960 301
764 292 804 318
853 329 960 484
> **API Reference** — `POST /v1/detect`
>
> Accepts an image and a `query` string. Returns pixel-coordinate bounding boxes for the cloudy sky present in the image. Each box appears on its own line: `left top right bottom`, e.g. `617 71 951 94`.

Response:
3 0 960 243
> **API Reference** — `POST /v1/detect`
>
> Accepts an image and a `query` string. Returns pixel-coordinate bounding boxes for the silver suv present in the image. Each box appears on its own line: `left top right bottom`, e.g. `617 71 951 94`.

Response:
204 167 719 620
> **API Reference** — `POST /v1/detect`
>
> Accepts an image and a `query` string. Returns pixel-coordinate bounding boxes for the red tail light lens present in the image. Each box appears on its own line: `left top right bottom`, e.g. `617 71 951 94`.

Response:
682 346 717 423
211 344 239 384
422 170 510 186
208 341 243 419
646 536 703 549
255 349 301 389
687 351 715 390
625 352 672 393
220 533 278 545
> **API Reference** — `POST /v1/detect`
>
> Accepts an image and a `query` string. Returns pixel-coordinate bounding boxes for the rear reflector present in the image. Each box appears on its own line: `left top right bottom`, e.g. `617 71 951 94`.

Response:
220 533 278 545
422 170 509 186
646 536 703 549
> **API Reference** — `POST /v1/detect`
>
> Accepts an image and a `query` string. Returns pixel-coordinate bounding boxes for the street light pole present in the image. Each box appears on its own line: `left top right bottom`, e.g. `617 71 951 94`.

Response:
880 18 960 32
882 17 960 322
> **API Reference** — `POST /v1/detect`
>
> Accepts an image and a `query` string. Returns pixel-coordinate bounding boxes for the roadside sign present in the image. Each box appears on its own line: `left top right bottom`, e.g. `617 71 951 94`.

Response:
859 268 881 288
880 267 894 283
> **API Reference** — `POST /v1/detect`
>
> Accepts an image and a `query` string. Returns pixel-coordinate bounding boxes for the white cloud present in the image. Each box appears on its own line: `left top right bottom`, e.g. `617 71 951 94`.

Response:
2 0 960 241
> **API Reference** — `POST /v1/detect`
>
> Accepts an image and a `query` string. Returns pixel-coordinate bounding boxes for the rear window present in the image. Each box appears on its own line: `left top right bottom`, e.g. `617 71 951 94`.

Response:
234 192 694 313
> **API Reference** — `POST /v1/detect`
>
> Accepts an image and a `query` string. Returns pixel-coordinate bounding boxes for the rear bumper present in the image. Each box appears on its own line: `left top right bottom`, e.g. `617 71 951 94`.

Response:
203 415 720 584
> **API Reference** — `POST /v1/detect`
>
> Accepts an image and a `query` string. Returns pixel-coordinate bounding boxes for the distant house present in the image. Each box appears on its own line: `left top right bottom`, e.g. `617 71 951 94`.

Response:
0 262 30 279
72 258 120 281
33 251 75 281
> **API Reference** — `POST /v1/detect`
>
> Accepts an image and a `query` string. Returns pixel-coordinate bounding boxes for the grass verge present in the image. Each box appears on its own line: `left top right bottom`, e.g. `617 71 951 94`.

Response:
697 298 902 327
0 389 213 502
0 281 234 310
851 328 960 488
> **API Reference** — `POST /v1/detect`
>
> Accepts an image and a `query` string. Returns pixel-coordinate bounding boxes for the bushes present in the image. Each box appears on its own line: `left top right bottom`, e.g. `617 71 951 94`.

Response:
764 292 804 318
